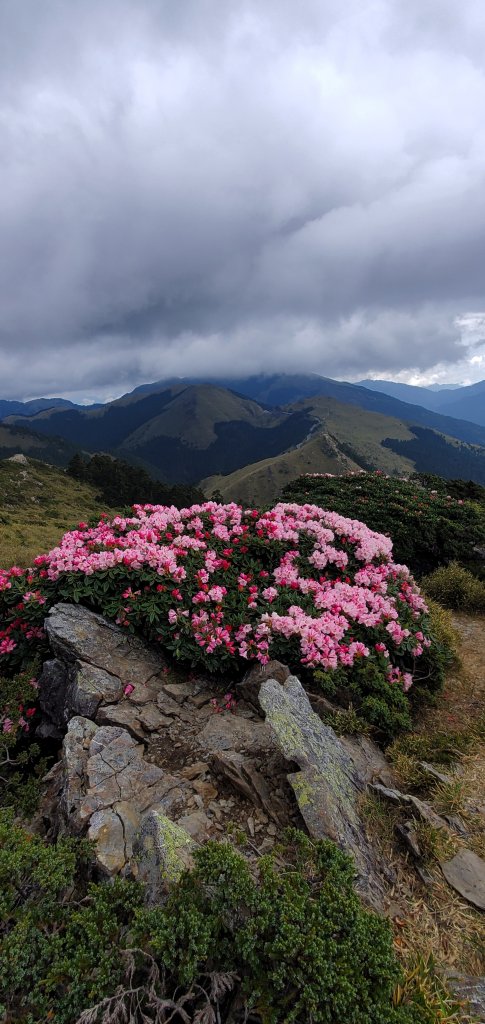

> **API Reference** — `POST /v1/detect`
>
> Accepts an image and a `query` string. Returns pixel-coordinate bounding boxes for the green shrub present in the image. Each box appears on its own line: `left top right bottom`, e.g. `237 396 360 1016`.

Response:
422 561 485 612
282 473 485 578
135 831 430 1024
0 815 430 1023
425 599 460 660
313 657 415 740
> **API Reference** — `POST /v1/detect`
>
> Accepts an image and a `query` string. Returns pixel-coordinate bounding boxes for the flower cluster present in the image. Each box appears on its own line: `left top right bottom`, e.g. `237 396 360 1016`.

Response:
0 500 437 741
210 693 238 714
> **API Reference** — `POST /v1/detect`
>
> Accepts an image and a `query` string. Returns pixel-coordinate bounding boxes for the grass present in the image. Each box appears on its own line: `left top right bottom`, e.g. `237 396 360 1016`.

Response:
0 457 117 569
361 610 485 1016
394 954 476 1023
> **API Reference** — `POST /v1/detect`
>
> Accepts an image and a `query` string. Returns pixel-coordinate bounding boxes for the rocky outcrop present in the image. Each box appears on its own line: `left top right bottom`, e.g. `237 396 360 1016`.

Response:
38 605 303 877
37 603 403 909
447 975 485 1021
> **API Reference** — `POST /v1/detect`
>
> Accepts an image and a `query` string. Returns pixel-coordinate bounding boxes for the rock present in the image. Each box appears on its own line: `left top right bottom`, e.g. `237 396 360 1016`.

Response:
239 659 290 712
7 453 28 464
211 751 284 824
88 809 127 875
180 761 210 780
189 693 212 708
341 734 397 788
98 700 173 740
38 659 70 733
447 975 485 1021
443 814 469 836
440 849 485 910
46 603 163 682
418 761 455 786
396 821 422 859
67 661 123 719
61 716 98 833
196 713 273 755
41 605 190 741
259 675 388 909
176 810 211 841
370 783 450 830
133 811 196 902
193 779 218 802
162 680 203 703
56 716 192 874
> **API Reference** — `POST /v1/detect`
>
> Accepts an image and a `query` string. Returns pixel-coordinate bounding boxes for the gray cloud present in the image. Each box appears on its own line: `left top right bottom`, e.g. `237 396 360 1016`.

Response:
1 0 485 399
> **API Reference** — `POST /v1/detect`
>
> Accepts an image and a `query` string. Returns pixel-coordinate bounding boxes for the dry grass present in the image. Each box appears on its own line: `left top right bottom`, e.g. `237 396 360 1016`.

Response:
0 458 116 568
362 612 485 1020
363 790 484 980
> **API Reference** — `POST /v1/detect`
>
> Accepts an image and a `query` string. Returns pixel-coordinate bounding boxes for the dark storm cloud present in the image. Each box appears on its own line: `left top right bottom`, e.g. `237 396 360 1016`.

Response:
1 0 485 398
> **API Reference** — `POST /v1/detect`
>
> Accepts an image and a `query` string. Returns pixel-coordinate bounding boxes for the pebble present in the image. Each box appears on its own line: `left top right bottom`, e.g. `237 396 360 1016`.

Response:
247 816 255 837
208 801 222 821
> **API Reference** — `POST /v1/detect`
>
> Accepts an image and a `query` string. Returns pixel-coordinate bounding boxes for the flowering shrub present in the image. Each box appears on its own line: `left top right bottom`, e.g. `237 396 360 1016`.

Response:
0 501 444 736
282 472 485 577
0 670 38 744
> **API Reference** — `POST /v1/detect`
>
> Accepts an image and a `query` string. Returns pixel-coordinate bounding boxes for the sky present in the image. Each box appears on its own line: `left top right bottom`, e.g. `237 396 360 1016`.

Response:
1 0 485 403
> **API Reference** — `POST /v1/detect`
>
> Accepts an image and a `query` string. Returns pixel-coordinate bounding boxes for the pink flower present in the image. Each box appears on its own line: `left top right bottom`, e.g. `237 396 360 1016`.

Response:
123 683 135 695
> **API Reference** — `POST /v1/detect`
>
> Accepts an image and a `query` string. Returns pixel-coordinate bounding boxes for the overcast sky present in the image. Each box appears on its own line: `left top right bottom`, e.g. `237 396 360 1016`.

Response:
1 0 485 402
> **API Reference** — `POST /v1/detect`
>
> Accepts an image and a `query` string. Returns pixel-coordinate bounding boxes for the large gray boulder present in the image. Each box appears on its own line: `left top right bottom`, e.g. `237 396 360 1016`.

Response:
46 602 163 681
259 674 388 910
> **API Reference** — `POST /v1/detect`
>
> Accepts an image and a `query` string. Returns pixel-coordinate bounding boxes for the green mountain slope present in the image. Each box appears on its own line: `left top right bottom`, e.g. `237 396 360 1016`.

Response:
0 424 77 466
202 399 417 503
5 377 485 489
116 373 485 446
202 397 485 504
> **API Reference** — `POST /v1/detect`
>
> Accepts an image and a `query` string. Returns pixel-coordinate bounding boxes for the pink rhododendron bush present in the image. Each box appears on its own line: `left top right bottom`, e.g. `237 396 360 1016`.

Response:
0 501 448 739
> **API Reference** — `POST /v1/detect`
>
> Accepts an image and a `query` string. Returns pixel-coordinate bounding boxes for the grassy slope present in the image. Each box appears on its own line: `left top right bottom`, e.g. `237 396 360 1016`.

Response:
0 458 116 569
202 398 416 503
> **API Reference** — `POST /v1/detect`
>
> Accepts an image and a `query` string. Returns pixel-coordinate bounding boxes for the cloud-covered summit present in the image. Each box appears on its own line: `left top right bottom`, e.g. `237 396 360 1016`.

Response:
1 0 485 400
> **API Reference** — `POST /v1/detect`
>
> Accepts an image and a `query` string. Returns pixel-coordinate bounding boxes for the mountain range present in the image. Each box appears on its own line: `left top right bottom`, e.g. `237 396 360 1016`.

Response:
358 378 485 426
2 373 485 500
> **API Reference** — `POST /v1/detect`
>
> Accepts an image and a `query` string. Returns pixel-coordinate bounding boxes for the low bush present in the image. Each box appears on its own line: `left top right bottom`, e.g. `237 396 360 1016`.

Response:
422 561 485 613
0 501 447 738
424 599 460 660
0 815 431 1023
282 473 485 578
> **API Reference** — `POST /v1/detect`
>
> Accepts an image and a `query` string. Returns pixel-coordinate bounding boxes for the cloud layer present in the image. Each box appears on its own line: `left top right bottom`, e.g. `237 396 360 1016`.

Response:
1 0 485 399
